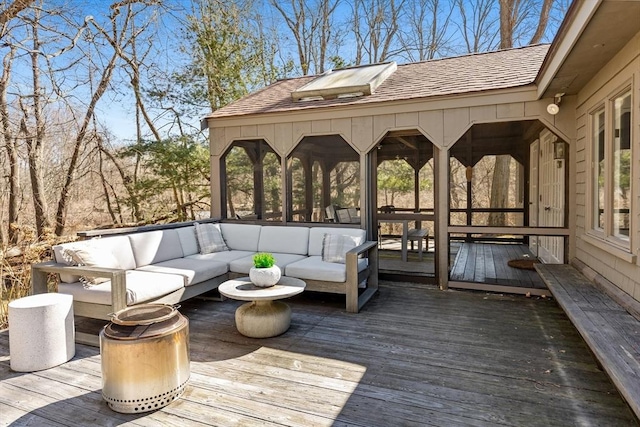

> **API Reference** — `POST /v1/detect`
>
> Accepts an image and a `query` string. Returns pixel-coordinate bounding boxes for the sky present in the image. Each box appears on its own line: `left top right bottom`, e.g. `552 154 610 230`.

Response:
4 0 570 143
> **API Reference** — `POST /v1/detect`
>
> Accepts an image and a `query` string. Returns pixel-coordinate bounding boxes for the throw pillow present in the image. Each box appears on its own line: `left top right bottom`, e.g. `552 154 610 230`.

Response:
194 222 229 254
61 243 121 286
321 233 358 264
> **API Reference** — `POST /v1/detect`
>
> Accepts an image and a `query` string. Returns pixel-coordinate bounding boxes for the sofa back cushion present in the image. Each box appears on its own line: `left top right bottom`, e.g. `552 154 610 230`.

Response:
220 223 262 251
308 227 365 256
176 226 199 256
128 229 183 268
53 235 135 283
258 226 309 255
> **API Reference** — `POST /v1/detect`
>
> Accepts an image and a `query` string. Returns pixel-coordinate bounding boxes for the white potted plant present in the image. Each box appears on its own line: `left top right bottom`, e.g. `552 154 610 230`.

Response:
249 252 281 287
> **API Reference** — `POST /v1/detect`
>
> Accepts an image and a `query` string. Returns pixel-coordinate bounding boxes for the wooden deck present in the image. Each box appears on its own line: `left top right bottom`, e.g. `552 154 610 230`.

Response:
1 282 638 426
450 242 546 289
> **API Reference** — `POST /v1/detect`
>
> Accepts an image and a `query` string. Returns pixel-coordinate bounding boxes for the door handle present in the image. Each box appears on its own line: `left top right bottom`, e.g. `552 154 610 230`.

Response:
544 206 551 211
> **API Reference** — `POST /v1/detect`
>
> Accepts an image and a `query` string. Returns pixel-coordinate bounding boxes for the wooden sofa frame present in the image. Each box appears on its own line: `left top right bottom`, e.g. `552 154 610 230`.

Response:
31 220 379 345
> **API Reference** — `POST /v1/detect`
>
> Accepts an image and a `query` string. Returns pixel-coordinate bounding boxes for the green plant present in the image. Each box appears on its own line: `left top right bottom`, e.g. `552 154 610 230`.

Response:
252 252 276 268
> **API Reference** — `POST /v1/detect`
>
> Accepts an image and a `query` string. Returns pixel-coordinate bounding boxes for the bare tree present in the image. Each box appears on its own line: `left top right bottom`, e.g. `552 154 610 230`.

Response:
0 46 17 244
351 0 405 65
488 0 554 226
455 0 499 53
271 0 341 75
53 2 166 235
0 0 33 30
397 0 455 62
23 8 51 236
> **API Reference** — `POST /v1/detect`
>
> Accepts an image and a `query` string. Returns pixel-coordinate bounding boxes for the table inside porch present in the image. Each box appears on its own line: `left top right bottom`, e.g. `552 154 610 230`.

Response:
377 213 434 262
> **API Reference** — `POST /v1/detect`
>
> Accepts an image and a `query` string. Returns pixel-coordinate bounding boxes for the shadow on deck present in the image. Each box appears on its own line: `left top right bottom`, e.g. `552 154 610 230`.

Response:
0 281 637 426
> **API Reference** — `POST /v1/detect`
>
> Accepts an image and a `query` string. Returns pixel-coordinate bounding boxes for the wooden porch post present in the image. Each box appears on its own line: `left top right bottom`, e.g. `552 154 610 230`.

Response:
359 152 366 227
465 132 472 242
302 155 313 221
282 155 290 224
435 145 449 290
211 154 223 218
253 144 265 219
321 162 331 220
414 167 420 213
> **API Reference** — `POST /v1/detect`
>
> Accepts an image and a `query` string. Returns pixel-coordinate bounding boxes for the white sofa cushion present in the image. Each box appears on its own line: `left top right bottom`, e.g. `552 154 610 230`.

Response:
61 243 121 285
53 236 136 284
258 226 309 255
128 230 183 268
229 253 307 274
136 258 228 286
308 227 365 256
194 222 229 253
285 256 368 283
58 270 184 306
176 226 199 256
220 223 262 251
186 250 255 264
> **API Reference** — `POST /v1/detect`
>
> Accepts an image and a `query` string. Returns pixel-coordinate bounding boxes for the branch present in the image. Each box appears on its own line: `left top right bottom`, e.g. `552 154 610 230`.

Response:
0 0 33 27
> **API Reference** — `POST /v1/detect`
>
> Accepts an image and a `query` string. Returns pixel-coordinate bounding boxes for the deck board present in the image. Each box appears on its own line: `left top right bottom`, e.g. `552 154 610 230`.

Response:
535 264 640 420
451 243 546 289
1 282 637 426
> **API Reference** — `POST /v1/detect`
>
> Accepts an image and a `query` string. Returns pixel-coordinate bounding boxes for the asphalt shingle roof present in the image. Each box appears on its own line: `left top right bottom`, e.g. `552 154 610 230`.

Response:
208 44 550 119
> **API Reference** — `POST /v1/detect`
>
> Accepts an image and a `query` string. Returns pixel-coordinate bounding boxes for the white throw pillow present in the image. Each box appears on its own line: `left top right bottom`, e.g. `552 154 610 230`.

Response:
61 243 121 286
195 222 229 254
321 233 358 264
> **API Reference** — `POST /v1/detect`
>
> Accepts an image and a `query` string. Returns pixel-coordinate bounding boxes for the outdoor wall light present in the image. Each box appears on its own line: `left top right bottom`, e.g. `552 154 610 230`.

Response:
546 93 564 115
553 140 566 160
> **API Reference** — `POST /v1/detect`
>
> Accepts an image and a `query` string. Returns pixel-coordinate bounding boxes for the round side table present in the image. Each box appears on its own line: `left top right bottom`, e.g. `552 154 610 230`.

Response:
218 276 305 338
9 293 75 372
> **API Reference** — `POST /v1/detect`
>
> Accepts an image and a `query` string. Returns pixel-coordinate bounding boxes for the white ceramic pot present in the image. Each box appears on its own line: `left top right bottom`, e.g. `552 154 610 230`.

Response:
249 265 281 287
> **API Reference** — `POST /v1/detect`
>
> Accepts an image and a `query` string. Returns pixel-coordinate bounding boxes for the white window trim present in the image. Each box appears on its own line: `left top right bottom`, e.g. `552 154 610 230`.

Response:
586 82 633 253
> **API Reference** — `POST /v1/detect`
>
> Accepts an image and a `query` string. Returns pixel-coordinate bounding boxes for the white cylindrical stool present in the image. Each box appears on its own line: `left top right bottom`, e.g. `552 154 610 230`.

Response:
9 293 75 372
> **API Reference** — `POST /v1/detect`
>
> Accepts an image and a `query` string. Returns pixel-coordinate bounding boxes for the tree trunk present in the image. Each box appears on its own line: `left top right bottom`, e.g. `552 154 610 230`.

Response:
529 0 553 44
498 0 515 49
26 20 51 237
488 156 511 225
1 47 19 244
54 50 118 235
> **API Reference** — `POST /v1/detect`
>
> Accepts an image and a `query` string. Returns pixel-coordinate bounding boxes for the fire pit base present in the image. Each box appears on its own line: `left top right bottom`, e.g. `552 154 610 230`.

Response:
100 304 190 414
103 379 188 413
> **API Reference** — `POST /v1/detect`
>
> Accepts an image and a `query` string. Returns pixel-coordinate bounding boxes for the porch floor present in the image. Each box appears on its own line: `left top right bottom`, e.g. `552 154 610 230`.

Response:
1 281 637 426
450 242 546 289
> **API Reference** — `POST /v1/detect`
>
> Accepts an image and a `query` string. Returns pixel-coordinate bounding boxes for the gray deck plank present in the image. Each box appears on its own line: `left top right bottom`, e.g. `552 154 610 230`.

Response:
535 264 640 421
1 281 637 426
450 243 546 289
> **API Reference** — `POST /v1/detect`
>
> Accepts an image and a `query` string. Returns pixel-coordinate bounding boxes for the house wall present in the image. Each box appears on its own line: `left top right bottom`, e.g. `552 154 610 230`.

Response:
573 31 640 303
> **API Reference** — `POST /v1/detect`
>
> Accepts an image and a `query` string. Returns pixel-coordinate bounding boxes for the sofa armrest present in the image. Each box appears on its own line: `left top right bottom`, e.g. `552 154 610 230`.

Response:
31 261 128 313
344 240 379 313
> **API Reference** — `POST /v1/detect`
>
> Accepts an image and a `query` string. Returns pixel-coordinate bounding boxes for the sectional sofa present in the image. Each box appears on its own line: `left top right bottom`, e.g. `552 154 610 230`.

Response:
31 221 379 343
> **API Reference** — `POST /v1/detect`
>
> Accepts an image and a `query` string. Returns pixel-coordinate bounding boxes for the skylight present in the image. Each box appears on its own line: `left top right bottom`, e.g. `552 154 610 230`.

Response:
292 61 397 102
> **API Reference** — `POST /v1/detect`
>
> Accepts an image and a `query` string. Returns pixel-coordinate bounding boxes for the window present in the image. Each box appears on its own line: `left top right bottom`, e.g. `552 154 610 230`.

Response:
590 88 632 248
593 109 605 230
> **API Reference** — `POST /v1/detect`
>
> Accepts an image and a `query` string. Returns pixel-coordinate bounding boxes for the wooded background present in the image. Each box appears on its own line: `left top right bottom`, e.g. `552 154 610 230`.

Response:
1 0 565 245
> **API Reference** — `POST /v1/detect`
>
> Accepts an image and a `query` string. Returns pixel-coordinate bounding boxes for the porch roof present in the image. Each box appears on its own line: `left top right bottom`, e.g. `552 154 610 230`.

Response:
207 44 549 120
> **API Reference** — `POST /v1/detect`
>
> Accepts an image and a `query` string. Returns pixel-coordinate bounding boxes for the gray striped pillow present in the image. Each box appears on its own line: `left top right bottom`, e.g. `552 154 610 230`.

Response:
321 233 358 264
195 222 229 254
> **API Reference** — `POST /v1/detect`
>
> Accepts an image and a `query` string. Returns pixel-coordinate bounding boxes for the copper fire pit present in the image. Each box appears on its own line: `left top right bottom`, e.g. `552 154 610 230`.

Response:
100 304 190 413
